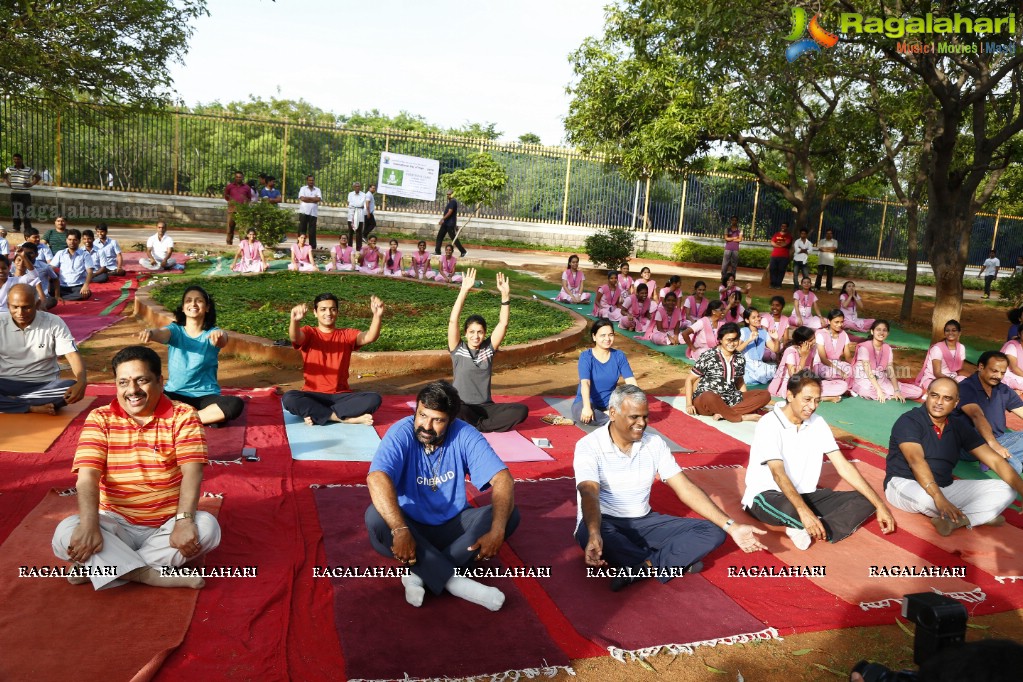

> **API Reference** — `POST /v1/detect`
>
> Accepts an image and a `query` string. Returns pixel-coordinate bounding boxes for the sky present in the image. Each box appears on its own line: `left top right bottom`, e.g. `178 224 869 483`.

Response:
166 0 610 145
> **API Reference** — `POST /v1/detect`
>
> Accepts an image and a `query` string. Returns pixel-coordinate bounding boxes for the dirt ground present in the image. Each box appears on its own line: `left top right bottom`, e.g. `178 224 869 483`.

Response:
79 257 1022 681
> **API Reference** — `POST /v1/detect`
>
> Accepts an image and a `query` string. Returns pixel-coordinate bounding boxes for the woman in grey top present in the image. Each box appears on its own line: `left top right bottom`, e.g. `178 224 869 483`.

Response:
447 267 528 432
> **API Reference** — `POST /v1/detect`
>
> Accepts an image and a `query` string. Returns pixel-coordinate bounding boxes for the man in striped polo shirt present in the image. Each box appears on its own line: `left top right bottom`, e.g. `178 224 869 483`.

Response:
574 384 767 591
51 345 221 589
3 153 41 232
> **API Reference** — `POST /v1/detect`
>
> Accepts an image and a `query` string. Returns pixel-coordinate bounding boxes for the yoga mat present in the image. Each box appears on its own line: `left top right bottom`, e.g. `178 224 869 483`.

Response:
813 398 917 448
0 396 95 453
122 251 191 274
0 490 221 682
205 411 247 461
657 395 762 446
284 403 381 461
482 429 555 462
543 396 694 453
312 485 571 681
503 478 773 656
683 466 981 611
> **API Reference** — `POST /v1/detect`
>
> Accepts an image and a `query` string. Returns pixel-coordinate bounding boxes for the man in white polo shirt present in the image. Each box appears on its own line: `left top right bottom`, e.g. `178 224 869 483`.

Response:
140 222 178 271
0 283 87 414
742 370 895 550
574 384 766 591
51 229 95 303
297 174 322 249
347 181 366 250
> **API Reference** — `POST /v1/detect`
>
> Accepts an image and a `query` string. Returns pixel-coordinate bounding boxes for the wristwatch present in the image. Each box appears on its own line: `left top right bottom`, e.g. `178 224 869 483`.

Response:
174 512 195 521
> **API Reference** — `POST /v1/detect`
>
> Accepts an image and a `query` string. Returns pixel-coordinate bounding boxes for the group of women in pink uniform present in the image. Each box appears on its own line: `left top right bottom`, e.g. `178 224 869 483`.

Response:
274 234 465 284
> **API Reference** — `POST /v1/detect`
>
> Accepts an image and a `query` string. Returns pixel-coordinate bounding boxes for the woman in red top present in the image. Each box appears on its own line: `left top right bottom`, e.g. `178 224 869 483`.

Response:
768 222 792 289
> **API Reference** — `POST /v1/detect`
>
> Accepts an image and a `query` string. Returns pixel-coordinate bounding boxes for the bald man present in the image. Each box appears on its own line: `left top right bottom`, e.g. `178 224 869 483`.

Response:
884 377 1023 536
0 283 87 414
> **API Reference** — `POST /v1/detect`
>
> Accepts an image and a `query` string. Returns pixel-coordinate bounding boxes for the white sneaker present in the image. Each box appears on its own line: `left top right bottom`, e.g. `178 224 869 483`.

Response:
785 527 812 550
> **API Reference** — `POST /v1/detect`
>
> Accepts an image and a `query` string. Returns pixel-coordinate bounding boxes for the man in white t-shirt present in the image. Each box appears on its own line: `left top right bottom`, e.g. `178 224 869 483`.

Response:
814 229 838 293
574 385 766 591
791 228 813 290
980 249 1000 299
347 181 367 250
297 175 322 249
742 370 895 550
140 222 177 270
363 183 377 238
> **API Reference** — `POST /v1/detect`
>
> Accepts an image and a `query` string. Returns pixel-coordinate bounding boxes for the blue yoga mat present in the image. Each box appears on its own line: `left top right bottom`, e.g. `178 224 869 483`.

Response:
283 405 381 461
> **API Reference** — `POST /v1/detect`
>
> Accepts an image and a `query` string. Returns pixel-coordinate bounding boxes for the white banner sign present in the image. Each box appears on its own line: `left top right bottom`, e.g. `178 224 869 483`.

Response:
376 152 440 201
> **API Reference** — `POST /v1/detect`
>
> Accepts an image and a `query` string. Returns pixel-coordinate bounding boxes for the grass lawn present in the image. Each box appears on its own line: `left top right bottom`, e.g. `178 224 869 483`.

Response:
150 272 575 351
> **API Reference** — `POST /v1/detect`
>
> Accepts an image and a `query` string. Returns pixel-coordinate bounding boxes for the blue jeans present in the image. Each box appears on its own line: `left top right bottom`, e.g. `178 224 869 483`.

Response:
961 430 1023 474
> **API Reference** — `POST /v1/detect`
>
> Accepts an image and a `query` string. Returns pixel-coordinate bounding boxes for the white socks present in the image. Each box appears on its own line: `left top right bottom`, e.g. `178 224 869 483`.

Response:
444 575 506 611
786 527 813 550
401 573 425 607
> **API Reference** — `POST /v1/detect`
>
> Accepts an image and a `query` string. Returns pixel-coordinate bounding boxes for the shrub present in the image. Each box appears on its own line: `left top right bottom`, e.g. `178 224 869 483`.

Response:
585 227 634 269
998 271 1023 306
232 200 295 248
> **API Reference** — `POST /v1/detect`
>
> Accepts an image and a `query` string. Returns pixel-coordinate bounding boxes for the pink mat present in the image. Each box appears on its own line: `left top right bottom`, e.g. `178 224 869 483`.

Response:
483 430 555 463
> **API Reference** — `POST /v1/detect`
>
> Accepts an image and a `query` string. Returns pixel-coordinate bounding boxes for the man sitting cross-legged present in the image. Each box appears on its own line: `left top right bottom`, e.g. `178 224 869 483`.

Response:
0 283 86 414
282 292 383 426
742 370 896 551
575 384 767 591
366 380 520 610
51 345 221 589
885 376 1023 536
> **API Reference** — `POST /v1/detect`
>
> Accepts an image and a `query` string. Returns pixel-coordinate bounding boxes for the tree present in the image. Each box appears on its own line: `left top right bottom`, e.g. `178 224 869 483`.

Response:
518 133 542 145
439 153 509 234
0 1 208 106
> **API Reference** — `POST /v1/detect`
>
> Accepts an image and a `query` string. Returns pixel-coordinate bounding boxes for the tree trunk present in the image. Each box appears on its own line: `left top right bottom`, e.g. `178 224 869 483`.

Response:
926 204 972 343
899 204 919 323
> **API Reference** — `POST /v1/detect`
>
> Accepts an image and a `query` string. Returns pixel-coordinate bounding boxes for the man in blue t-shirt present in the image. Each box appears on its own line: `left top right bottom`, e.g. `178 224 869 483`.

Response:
259 176 282 205
885 377 1022 536
954 350 1023 474
366 380 519 610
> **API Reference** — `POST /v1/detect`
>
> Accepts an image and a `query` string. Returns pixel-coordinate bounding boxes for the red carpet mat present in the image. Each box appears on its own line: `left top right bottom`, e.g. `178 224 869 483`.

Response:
51 274 142 342
503 478 776 658
0 491 221 682
312 485 572 681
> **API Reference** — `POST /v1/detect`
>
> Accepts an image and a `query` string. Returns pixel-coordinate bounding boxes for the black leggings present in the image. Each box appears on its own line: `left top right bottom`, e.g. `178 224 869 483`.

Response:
458 401 529 433
165 391 245 423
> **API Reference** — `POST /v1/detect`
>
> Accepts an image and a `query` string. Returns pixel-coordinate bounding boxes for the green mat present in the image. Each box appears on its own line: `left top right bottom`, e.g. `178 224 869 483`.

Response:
812 397 917 448
201 257 291 277
534 289 695 364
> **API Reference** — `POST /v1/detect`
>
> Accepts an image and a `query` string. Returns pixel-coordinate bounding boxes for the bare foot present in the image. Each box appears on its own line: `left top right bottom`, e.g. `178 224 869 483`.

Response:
28 403 57 415
823 396 842 403
303 416 315 426
712 414 724 421
341 414 374 425
126 565 205 589
67 564 90 585
740 414 763 422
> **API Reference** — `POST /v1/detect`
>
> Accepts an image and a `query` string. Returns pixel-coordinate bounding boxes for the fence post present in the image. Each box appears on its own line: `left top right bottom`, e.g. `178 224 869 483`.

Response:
750 181 761 238
281 123 289 199
382 131 389 211
642 176 652 230
561 155 572 224
992 209 1001 248
816 209 824 242
876 198 888 259
54 110 62 186
677 172 688 234
172 113 180 195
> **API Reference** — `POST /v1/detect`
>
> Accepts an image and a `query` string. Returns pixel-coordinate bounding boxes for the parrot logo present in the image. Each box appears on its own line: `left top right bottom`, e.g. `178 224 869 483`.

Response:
785 7 839 62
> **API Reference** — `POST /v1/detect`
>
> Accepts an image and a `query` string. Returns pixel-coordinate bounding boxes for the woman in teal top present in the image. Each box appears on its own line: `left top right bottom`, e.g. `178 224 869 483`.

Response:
138 285 244 425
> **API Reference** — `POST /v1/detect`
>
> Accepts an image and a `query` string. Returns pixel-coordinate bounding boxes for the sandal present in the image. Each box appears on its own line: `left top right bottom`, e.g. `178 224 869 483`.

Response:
541 414 574 426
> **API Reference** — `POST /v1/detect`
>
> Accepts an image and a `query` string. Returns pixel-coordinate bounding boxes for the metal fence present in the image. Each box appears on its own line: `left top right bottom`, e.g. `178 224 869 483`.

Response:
1 97 1020 269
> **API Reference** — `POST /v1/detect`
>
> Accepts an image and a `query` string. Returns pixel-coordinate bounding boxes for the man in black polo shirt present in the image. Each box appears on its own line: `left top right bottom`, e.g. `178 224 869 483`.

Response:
954 351 1023 475
885 377 1022 536
434 190 466 257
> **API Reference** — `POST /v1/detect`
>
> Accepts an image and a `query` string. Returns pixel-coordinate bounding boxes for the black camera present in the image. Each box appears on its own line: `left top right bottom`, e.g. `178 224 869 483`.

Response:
852 592 968 682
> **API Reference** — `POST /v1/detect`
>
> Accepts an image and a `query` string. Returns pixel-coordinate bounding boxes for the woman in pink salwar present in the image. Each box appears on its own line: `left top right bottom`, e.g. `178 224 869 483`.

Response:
642 292 685 345
659 275 683 303
592 270 623 322
618 262 634 297
718 272 741 302
405 240 436 279
288 233 318 272
382 239 403 277
760 296 790 361
914 319 968 390
358 235 383 274
769 326 845 400
1000 338 1023 391
325 234 355 271
637 267 658 303
554 254 591 303
851 319 924 402
682 280 709 328
722 286 751 326
788 277 822 329
618 282 656 333
435 244 463 284
681 300 724 360
230 228 267 273
814 310 854 387
839 281 874 332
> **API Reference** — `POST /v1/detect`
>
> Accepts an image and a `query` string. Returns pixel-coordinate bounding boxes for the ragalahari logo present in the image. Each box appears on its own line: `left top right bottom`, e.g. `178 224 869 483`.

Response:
785 7 840 61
